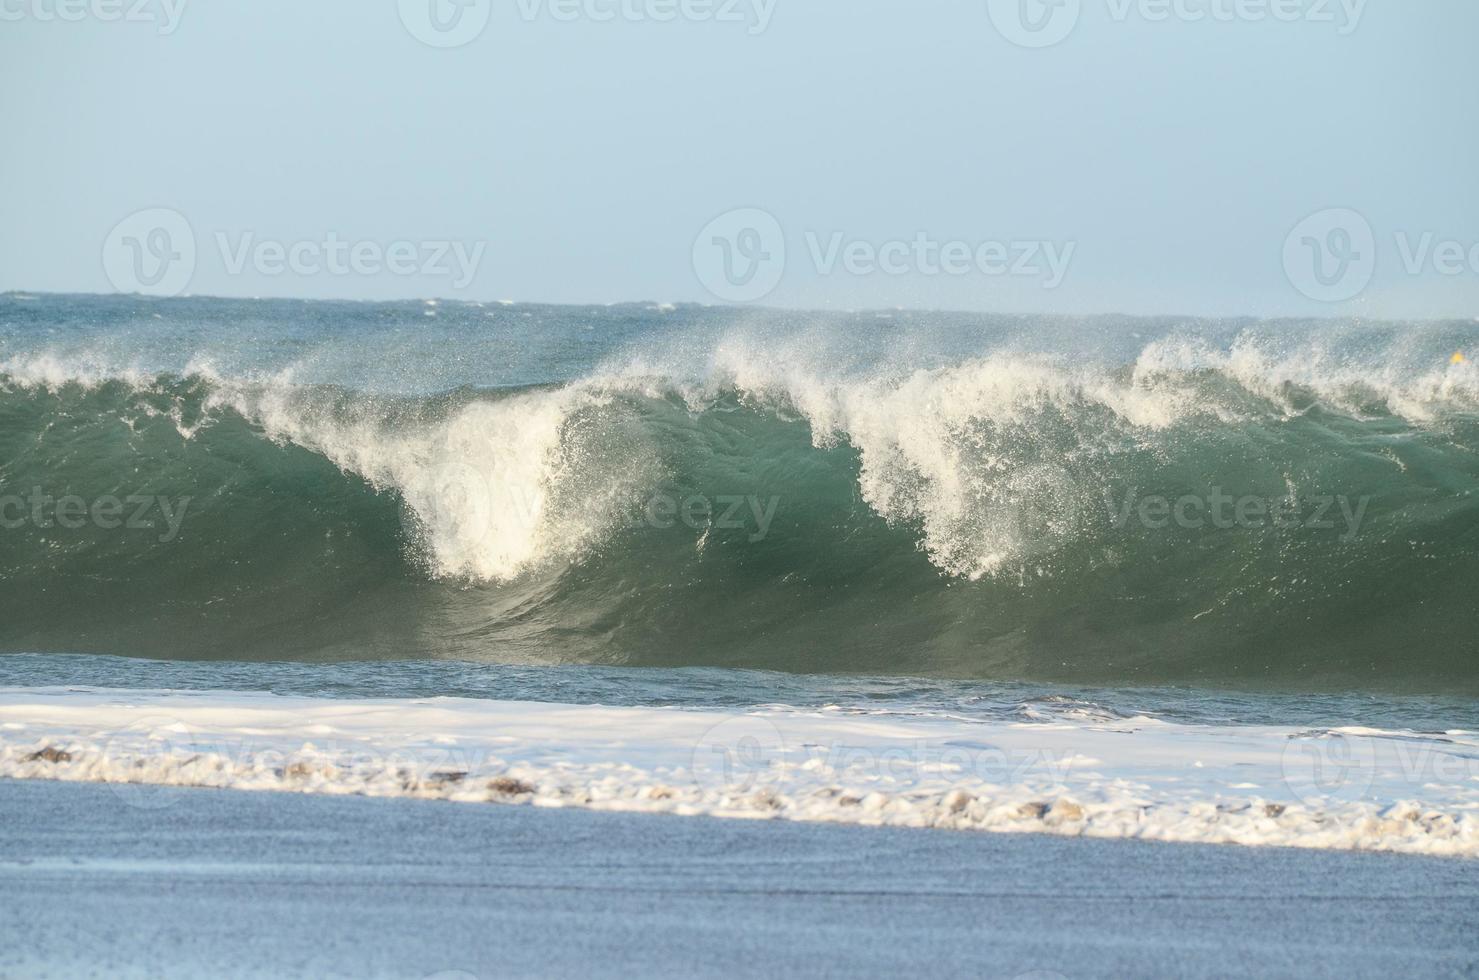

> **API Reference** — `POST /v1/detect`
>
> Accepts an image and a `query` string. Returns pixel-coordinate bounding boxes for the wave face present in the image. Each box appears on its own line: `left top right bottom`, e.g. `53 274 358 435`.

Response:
2 295 1479 693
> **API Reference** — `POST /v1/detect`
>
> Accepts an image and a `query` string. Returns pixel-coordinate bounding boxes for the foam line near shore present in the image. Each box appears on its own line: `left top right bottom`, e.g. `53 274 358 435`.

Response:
2 688 1475 856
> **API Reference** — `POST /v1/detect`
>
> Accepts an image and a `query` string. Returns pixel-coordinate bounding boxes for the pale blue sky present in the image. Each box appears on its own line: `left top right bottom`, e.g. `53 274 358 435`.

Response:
1 0 1475 316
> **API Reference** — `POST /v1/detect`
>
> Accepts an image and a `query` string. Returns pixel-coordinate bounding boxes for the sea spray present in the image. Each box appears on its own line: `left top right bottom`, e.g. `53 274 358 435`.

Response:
2 295 1476 691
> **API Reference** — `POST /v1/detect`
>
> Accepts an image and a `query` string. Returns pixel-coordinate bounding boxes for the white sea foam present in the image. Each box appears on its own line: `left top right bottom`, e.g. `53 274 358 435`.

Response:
2 689 1475 856
676 331 1477 576
4 326 1477 583
1133 333 1479 421
0 349 665 582
710 346 1186 577
192 367 661 581
0 350 152 392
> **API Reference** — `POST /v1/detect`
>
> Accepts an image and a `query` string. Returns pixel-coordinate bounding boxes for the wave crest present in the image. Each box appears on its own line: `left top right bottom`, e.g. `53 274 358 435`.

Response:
2 328 1478 690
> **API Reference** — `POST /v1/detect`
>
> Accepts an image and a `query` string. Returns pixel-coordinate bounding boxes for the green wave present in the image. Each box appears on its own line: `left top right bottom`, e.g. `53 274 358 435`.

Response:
1 370 1477 695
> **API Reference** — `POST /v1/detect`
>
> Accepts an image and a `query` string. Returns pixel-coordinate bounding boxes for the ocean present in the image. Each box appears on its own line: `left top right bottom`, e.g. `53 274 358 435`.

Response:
1 292 1477 854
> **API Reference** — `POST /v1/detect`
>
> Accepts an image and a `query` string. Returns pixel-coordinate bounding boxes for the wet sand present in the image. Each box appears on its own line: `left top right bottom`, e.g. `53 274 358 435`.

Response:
0 778 1474 979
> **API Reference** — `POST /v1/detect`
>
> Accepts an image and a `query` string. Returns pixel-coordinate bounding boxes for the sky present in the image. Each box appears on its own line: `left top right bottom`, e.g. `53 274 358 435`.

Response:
1 0 1476 318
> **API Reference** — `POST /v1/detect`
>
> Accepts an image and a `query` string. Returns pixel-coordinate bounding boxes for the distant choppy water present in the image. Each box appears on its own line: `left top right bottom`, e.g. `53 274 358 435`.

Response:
2 293 1479 699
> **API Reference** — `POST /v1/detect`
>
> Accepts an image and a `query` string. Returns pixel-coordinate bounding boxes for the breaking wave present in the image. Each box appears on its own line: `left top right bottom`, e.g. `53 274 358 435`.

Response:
2 323 1478 692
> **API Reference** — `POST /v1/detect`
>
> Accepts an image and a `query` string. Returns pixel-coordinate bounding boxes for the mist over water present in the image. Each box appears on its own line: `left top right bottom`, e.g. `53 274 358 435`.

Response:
3 294 1478 694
